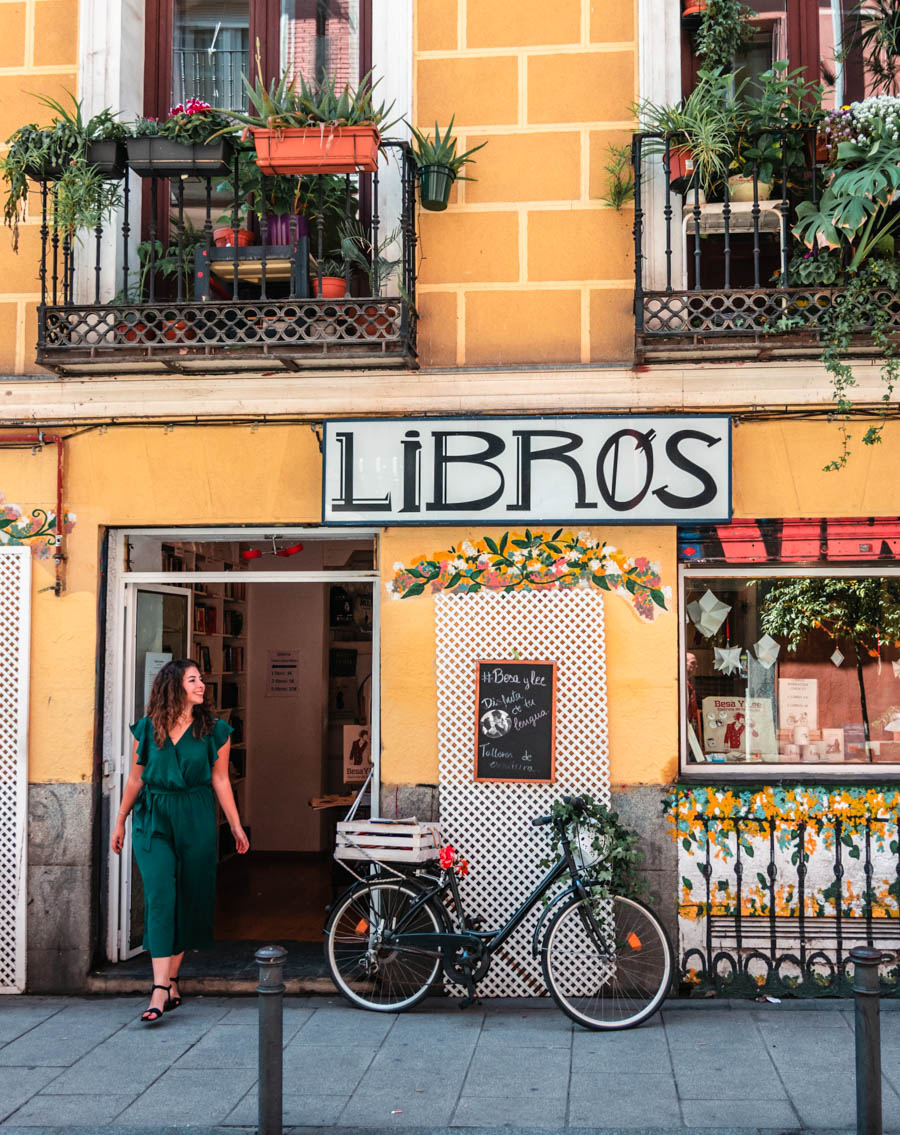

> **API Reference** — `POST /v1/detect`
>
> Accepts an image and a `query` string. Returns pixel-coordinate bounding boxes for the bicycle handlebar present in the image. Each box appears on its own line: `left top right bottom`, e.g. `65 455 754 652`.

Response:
531 796 586 827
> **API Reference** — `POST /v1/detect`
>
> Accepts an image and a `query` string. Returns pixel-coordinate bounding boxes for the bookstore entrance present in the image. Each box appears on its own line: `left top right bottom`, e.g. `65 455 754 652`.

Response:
104 528 378 964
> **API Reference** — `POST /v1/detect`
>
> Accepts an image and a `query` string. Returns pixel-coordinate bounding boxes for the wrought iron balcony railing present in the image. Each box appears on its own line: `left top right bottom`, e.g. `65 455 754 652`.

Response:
631 130 900 363
34 139 417 375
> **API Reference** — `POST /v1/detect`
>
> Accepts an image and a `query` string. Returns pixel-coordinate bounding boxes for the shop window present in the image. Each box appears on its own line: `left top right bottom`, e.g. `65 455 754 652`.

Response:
681 567 900 772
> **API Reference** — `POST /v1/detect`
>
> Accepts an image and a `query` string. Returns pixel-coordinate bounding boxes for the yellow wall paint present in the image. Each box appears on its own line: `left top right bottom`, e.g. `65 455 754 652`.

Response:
0 425 322 782
379 524 678 790
413 0 638 369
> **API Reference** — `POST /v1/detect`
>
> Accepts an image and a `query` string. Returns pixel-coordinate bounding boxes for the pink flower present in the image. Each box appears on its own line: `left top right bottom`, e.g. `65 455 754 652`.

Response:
439 846 455 870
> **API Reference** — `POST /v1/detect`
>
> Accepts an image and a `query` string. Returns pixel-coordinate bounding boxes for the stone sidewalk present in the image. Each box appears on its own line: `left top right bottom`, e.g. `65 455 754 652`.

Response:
0 994 898 1133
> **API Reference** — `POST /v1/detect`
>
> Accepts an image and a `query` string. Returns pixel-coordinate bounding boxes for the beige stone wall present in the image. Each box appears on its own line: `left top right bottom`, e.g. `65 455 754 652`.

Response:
413 0 638 368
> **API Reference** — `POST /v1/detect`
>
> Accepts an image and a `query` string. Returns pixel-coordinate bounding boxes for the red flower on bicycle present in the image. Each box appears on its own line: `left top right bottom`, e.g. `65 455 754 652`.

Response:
439 845 470 876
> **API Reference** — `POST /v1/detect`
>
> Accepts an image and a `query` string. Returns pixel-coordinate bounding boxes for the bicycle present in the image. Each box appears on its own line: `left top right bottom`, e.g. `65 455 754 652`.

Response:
323 796 673 1030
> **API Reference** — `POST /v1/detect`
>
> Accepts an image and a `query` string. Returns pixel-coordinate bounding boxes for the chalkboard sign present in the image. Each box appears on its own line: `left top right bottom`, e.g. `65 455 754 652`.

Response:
474 660 557 783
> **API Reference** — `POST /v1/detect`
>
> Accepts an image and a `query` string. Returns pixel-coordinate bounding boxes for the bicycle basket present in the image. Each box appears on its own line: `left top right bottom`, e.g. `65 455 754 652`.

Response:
568 822 611 870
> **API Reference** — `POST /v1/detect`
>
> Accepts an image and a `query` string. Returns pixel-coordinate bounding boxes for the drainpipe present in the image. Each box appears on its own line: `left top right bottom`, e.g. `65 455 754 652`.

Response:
0 431 67 595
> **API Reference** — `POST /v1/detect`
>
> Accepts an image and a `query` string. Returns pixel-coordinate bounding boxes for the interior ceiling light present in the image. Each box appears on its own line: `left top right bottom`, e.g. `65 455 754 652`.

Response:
241 536 304 560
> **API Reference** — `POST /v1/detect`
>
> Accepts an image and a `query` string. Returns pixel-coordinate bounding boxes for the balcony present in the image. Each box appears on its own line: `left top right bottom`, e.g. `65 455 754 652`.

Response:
631 130 900 364
34 140 417 376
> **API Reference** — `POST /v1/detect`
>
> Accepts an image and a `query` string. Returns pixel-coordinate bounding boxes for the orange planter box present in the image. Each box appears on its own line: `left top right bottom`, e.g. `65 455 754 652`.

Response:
250 125 381 175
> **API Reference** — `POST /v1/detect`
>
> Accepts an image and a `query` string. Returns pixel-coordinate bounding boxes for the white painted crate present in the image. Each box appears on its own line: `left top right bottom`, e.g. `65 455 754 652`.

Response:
335 818 442 862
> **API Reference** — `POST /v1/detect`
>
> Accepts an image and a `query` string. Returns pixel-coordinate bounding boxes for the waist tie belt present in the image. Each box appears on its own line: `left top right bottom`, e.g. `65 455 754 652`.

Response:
134 784 212 851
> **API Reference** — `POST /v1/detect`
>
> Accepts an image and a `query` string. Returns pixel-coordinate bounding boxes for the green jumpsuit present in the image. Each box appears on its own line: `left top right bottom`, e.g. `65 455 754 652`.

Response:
129 716 232 957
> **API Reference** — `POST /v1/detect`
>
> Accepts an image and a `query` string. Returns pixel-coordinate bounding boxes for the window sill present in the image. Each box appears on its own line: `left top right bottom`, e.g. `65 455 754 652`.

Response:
678 763 900 784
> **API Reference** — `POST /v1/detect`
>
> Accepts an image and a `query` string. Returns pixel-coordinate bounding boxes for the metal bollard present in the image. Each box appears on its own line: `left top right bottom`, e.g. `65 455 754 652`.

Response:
256 945 287 1135
850 945 884 1135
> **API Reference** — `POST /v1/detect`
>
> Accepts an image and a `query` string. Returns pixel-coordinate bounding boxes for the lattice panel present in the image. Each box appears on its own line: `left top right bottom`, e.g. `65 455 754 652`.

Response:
0 548 30 992
435 590 610 997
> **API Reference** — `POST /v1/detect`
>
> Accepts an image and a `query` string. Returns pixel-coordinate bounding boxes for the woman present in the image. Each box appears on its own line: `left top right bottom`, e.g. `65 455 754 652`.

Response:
111 659 249 1023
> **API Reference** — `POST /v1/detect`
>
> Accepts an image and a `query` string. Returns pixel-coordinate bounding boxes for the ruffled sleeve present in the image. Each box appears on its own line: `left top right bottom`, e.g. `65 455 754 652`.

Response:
210 718 233 762
129 717 153 766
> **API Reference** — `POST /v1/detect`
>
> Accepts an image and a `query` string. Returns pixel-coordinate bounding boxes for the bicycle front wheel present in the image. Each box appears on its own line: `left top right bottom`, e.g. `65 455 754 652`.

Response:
541 893 672 1030
325 880 443 1012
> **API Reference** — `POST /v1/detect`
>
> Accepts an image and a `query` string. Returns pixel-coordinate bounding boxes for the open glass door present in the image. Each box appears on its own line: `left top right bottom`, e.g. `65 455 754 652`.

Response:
118 583 193 958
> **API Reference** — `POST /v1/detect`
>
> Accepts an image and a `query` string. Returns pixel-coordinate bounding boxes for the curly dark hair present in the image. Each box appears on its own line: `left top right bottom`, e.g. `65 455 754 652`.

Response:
146 659 215 748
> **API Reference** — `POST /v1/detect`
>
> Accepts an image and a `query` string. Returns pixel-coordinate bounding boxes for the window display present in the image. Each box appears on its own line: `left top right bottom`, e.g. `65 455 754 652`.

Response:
681 571 900 767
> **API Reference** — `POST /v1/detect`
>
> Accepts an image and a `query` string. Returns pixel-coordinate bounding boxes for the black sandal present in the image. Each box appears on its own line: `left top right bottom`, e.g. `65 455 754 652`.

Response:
141 984 171 1024
165 976 182 1011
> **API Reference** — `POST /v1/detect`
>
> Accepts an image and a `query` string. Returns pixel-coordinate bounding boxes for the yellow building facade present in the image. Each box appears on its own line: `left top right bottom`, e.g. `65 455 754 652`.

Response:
1 0 898 996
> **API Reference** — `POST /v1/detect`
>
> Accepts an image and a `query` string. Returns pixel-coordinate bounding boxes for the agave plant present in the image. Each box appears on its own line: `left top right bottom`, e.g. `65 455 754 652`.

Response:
407 116 487 179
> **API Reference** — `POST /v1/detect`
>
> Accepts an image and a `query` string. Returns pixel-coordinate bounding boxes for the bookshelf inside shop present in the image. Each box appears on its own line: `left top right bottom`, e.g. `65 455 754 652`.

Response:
162 543 248 861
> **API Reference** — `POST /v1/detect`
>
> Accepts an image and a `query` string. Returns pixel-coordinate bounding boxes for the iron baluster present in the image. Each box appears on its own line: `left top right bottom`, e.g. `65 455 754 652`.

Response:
62 232 72 306
834 819 845 977
661 135 672 291
864 821 875 948
779 131 790 284
633 134 645 330
148 178 158 303
94 218 103 304
203 176 213 249
51 184 60 305
372 168 380 296
691 177 702 290
722 174 731 291
231 150 240 299
734 823 744 965
175 178 185 302
342 174 351 296
315 176 325 296
767 820 778 961
797 822 807 974
810 126 819 206
122 174 130 303
39 180 48 308
751 161 761 288
259 177 268 301
703 819 713 979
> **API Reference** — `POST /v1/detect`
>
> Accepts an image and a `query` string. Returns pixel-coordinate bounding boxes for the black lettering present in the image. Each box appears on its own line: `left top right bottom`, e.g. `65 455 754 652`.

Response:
400 431 421 513
507 431 596 511
652 429 720 510
329 432 392 513
596 429 655 512
427 431 506 512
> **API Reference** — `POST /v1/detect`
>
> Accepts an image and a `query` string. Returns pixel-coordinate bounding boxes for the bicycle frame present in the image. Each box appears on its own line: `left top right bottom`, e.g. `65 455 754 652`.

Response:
380 820 608 979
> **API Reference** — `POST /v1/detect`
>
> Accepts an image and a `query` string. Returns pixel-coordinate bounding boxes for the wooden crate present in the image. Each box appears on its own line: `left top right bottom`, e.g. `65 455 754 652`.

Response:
335 818 441 862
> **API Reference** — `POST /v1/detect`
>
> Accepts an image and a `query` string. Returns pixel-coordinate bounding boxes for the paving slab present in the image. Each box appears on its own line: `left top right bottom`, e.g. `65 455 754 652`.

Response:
451 1094 569 1128
338 1086 460 1128
678 1100 800 1129
112 1068 257 1126
0 1069 65 1122
224 1087 348 1126
2 1094 135 1127
462 1043 570 1098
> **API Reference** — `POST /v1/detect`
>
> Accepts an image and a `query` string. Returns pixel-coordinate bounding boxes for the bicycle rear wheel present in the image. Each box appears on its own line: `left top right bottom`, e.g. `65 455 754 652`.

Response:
325 879 443 1012
541 893 672 1030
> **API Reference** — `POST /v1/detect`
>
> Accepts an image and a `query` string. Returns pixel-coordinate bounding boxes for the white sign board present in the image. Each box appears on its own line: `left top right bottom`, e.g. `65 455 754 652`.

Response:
323 416 731 525
144 652 172 705
266 650 299 696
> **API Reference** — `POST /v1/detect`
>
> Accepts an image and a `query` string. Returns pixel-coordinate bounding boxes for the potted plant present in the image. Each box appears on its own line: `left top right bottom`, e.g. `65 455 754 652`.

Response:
1 93 127 250
229 46 397 176
693 0 755 71
310 256 347 297
126 98 237 178
633 68 737 192
337 218 404 336
114 218 208 342
407 116 487 211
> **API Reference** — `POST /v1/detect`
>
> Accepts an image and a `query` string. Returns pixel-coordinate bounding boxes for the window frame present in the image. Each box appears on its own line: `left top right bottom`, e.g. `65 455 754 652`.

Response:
678 562 900 782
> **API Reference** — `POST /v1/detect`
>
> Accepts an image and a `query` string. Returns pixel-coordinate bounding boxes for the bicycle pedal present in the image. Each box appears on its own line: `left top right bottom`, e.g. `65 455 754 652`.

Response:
458 995 481 1010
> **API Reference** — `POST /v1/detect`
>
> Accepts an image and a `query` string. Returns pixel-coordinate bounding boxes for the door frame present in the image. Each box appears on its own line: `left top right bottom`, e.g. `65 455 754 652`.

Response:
103 525 381 963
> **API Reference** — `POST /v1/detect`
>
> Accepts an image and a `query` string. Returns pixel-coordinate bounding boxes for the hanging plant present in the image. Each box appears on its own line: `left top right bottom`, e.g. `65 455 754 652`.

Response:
695 0 755 70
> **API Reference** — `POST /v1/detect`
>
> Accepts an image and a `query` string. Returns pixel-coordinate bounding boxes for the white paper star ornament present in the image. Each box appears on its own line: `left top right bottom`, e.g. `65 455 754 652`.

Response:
754 634 780 669
714 646 743 676
831 649 844 668
687 589 732 637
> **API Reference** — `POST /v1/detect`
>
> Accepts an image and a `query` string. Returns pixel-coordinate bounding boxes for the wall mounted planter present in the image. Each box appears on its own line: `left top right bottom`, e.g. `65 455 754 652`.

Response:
418 164 455 211
85 141 127 178
249 125 381 175
125 137 234 178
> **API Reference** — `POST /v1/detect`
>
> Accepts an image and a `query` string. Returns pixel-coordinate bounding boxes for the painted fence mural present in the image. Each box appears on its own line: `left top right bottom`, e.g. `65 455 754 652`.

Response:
666 785 900 996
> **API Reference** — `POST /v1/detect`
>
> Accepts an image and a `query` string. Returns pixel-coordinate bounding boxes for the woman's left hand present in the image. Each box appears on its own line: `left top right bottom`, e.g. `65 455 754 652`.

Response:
231 824 250 854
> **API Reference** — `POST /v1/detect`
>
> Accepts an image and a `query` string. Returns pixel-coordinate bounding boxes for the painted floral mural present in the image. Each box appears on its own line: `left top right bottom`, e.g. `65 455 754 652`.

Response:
665 784 900 994
0 492 75 559
387 530 669 621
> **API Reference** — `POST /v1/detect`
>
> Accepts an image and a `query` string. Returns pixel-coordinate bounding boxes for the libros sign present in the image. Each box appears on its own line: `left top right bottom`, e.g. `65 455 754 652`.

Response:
323 416 731 525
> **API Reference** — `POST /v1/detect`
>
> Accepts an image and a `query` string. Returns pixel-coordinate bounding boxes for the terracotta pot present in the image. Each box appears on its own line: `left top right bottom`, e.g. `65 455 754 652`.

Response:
682 0 707 12
214 226 254 247
353 303 398 339
728 175 773 202
667 145 696 183
116 320 147 343
249 125 381 175
312 275 347 298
